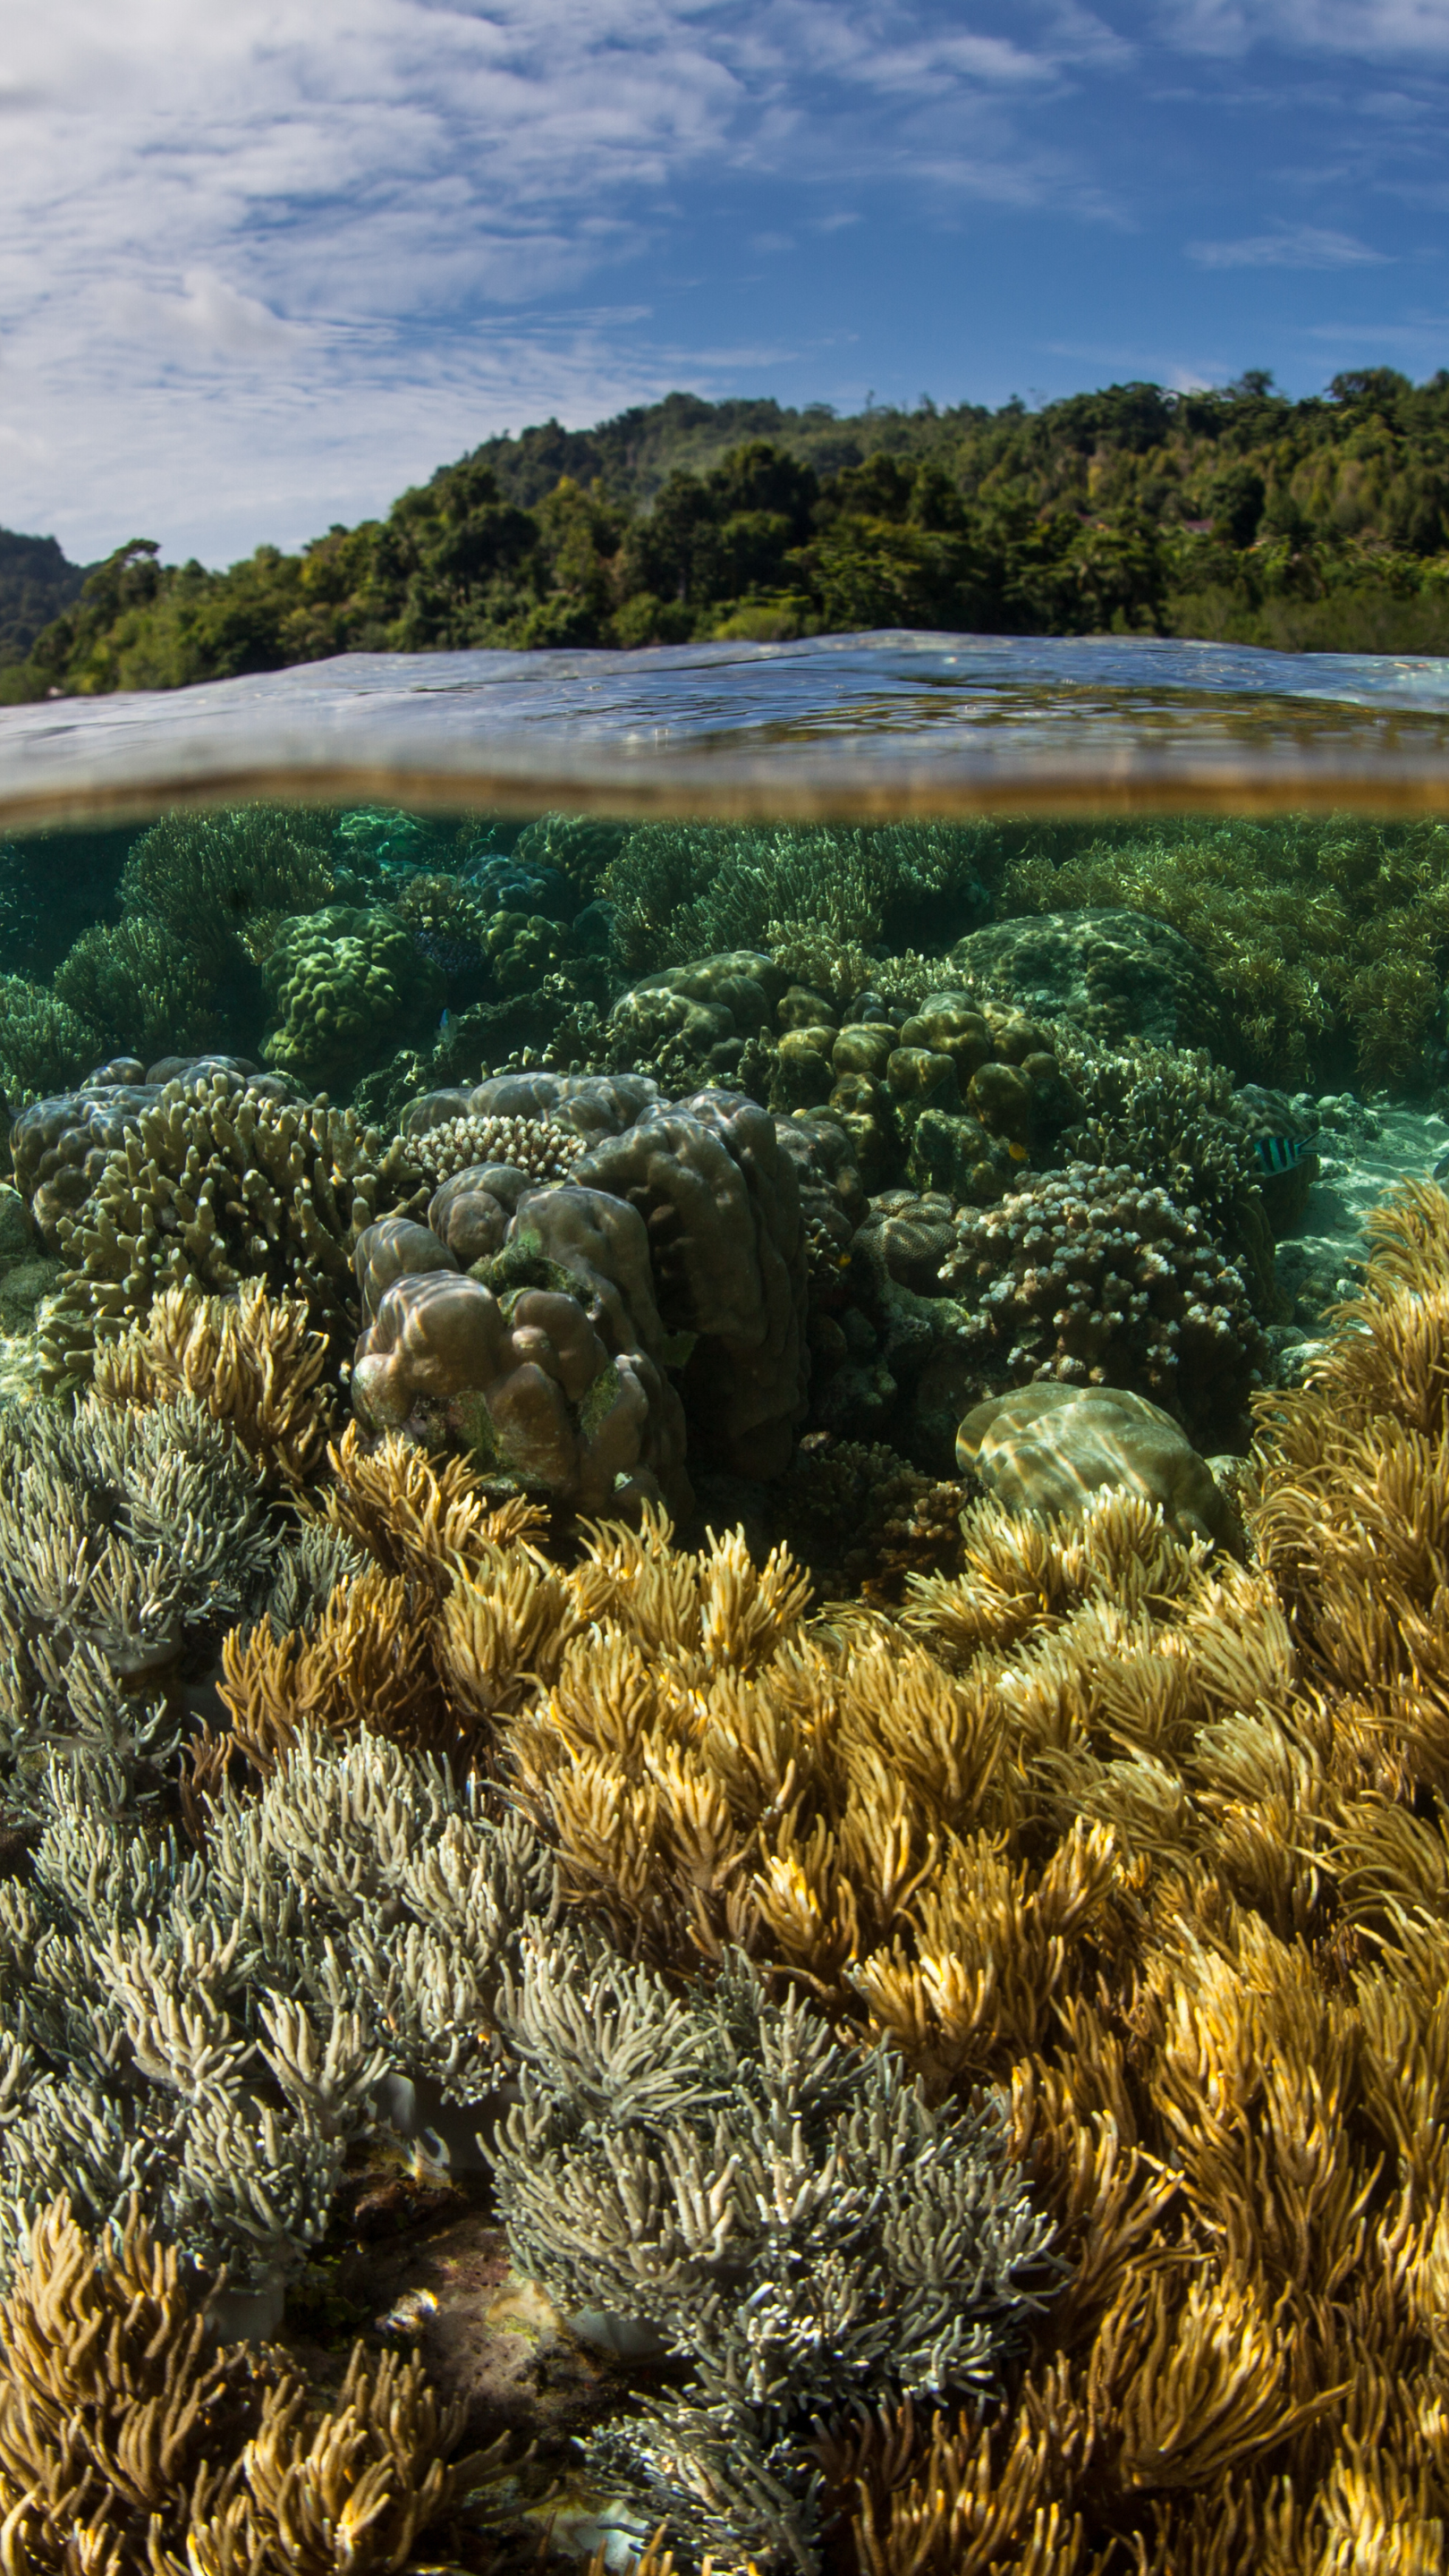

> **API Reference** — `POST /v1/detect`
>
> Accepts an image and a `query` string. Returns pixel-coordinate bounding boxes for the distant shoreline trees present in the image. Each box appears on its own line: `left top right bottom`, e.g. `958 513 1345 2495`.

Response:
7 367 1449 701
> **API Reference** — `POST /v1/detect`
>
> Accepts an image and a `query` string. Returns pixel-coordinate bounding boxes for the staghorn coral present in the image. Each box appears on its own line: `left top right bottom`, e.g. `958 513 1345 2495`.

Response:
93 1277 337 1490
940 1160 1268 1448
261 903 445 1094
0 1725 561 2290
38 1072 419 1388
489 1935 1059 2573
0 2194 499 2576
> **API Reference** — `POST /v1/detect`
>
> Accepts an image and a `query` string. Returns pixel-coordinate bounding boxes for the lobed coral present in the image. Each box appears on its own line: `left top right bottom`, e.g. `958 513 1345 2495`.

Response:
261 903 445 1094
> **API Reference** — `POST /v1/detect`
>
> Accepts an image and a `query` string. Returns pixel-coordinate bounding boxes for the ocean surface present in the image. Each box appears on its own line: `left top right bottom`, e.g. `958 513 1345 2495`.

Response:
5 629 1449 825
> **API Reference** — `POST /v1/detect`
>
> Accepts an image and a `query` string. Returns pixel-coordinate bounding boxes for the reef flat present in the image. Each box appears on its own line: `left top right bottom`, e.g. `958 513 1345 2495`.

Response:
0 800 1448 2570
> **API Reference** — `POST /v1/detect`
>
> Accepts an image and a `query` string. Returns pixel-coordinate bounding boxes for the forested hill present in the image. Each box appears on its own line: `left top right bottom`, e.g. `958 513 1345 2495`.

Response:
0 530 93 670
8 366 1449 702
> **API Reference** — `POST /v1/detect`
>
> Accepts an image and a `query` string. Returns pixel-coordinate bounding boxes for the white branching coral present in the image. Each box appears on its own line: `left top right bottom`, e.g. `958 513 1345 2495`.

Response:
487 1934 1061 2573
0 1733 558 2293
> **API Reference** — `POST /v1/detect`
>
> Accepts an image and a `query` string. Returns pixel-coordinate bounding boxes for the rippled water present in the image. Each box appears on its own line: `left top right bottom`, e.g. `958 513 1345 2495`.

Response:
5 630 1449 826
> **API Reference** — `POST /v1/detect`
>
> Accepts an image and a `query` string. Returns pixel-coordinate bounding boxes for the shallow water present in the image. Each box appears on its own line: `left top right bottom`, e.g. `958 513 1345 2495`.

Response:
6 630 1449 826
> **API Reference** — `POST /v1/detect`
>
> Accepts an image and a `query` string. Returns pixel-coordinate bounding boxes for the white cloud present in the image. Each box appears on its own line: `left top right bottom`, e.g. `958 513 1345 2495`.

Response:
1159 0 1449 56
1187 221 1389 265
0 0 1124 562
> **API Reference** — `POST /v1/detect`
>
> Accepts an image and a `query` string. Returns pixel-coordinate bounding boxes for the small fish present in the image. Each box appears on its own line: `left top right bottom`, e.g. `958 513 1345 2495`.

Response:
436 1007 454 1042
1007 1140 1030 1163
1254 1134 1314 1176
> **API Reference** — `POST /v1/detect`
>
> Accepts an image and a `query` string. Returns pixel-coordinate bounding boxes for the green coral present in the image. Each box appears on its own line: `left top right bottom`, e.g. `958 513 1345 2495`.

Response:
511 810 628 902
52 919 216 1066
1003 813 1449 1093
602 821 992 981
115 803 337 979
261 904 444 1092
0 977 100 1106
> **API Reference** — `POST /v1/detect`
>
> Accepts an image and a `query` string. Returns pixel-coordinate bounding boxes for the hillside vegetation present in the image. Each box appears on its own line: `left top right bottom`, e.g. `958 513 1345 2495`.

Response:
6 367 1449 700
0 530 93 671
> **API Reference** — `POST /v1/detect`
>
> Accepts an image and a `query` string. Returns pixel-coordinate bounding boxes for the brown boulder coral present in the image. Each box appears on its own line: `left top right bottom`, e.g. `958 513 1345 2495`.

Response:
351 1224 691 1521
573 1085 809 1479
956 1381 1240 1553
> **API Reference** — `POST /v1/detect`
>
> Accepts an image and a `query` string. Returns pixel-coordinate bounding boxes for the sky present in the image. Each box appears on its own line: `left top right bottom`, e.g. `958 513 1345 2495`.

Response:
3 0 1449 568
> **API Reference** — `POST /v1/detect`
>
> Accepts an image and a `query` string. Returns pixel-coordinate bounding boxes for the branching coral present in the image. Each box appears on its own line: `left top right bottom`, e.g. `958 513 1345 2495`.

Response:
0 1392 278 1818
0 975 100 1107
490 1936 1058 2572
116 804 337 982
94 1278 337 1489
38 1072 419 1388
53 916 219 1065
602 821 992 979
1002 812 1449 1091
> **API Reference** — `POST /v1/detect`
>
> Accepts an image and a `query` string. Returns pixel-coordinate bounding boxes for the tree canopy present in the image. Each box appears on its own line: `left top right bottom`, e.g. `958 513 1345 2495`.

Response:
8 367 1449 700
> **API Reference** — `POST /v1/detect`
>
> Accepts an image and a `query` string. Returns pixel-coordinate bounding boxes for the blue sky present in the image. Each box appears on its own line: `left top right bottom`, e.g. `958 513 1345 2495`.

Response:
3 0 1448 568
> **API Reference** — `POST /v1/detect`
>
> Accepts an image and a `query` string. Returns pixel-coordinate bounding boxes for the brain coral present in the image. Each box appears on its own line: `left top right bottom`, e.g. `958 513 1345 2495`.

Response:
38 1073 418 1389
940 1159 1268 1445
261 904 445 1092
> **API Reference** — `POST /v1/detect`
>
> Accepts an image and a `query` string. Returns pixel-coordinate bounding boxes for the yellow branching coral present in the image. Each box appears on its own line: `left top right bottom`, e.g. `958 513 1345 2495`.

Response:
218 1565 454 1769
0 2196 498 2576
320 1419 547 1595
94 1276 336 1488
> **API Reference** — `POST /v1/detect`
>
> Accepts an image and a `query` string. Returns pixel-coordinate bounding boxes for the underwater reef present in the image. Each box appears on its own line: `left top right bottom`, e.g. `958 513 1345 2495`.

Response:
8 800 1449 2568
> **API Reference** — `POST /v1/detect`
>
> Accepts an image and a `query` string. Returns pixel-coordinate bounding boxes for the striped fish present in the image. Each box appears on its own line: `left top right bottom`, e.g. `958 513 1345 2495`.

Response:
1254 1134 1315 1176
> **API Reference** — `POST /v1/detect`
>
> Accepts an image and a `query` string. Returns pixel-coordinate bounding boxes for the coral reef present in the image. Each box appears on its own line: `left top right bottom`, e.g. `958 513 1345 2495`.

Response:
17 801 1449 2576
35 1071 419 1388
262 903 445 1093
53 916 219 1065
940 1160 1269 1446
1002 812 1449 1091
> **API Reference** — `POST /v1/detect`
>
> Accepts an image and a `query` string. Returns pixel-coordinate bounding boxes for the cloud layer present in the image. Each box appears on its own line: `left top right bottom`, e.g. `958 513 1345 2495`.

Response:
0 0 1443 564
